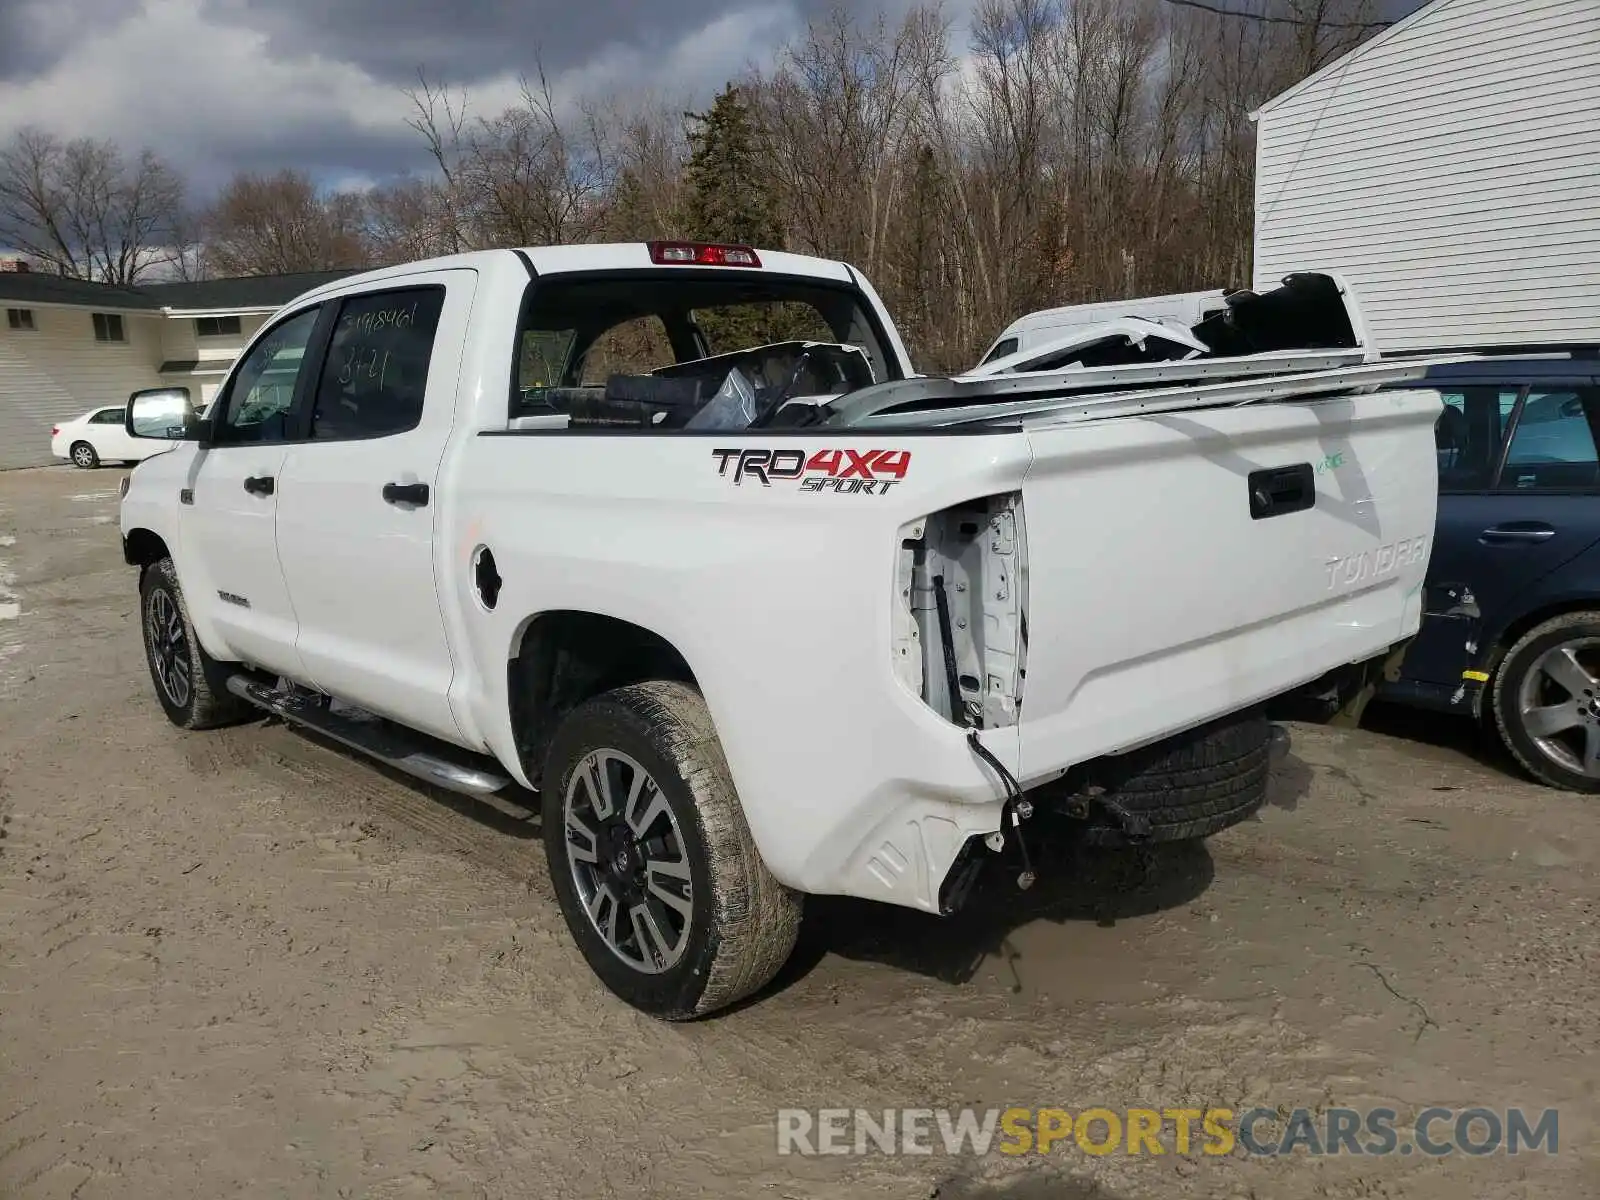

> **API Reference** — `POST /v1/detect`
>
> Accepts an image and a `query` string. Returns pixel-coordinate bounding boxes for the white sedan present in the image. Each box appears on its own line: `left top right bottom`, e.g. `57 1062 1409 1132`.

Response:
51 405 182 469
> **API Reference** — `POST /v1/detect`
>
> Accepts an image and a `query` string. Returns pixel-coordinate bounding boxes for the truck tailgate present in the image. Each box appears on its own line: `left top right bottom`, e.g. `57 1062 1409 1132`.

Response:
1015 387 1441 780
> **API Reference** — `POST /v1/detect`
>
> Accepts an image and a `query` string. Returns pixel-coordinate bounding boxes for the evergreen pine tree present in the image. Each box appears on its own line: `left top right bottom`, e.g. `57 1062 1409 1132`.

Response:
679 85 813 356
681 85 783 250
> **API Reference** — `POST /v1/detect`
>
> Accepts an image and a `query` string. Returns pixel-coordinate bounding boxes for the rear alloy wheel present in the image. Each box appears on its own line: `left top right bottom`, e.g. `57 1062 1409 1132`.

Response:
1494 612 1600 793
541 681 802 1019
565 747 695 975
70 441 99 469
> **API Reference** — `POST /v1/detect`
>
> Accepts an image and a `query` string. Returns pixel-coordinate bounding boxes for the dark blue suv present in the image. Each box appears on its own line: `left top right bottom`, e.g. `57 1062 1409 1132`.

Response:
1373 353 1600 791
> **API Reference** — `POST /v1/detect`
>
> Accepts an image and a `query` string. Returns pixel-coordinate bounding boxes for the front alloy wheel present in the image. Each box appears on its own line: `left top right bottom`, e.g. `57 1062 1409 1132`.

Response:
145 585 193 711
137 556 255 730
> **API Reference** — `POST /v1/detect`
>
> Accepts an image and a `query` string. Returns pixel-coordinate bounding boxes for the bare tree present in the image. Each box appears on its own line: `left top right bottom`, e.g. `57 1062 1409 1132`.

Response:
401 58 618 250
203 169 372 276
605 98 691 241
402 71 472 254
469 64 617 246
388 0 1391 368
366 174 458 263
0 128 187 283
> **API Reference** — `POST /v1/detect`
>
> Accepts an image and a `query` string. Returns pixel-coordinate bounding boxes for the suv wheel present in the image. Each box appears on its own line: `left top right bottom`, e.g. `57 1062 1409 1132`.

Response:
1493 611 1600 793
540 681 802 1019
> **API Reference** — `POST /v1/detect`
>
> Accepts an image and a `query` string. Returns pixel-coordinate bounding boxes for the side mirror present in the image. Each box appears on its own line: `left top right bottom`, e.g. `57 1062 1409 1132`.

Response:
126 386 196 441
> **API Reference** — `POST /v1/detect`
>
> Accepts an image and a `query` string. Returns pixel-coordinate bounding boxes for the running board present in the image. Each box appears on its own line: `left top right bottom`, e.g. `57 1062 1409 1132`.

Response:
225 675 515 800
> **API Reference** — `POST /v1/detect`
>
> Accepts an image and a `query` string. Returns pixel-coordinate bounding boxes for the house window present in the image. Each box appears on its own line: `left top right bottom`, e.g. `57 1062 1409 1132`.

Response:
6 308 35 331
195 315 242 337
92 312 126 343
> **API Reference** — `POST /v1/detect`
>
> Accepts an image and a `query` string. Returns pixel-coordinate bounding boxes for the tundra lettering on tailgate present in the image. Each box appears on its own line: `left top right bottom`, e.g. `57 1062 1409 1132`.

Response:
712 448 911 495
1324 536 1430 591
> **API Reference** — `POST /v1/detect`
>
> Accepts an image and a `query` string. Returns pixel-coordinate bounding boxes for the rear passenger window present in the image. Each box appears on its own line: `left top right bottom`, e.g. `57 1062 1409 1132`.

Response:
1500 389 1600 491
1435 386 1521 492
310 287 444 441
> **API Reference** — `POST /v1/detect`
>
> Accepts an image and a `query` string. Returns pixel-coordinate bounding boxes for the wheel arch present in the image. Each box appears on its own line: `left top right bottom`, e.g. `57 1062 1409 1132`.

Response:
1477 594 1600 720
507 610 700 789
123 527 170 571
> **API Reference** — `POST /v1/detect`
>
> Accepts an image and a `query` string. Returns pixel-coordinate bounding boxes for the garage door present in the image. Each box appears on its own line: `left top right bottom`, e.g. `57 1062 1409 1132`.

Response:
0 358 88 470
1 314 165 471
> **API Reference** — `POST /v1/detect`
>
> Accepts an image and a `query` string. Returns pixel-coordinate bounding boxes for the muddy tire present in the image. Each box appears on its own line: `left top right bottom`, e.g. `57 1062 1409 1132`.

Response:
139 557 254 730
540 681 802 1019
69 441 99 469
1492 612 1600 794
1074 710 1273 846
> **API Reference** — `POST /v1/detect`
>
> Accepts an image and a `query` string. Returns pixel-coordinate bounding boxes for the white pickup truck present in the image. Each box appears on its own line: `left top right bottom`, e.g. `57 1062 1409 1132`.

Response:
118 241 1448 1018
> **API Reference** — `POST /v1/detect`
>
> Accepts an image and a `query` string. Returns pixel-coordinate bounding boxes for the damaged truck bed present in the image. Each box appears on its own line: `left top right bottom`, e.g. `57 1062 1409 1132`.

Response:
121 243 1465 1018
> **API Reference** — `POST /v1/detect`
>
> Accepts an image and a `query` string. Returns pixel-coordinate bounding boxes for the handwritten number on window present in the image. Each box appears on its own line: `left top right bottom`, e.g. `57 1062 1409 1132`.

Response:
338 345 390 390
339 301 419 338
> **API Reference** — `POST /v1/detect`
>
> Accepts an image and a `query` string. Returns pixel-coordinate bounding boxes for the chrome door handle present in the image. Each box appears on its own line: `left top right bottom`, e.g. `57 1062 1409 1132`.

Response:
1480 524 1555 544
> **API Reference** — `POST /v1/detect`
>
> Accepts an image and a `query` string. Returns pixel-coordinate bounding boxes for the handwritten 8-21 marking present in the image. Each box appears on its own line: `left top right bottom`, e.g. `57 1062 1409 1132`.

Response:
338 345 391 390
712 448 912 495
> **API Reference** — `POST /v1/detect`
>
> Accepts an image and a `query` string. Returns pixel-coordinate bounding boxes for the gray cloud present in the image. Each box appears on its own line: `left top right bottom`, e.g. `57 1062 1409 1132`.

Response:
0 0 140 81
182 121 431 198
0 0 1435 199
203 0 812 86
209 0 1432 92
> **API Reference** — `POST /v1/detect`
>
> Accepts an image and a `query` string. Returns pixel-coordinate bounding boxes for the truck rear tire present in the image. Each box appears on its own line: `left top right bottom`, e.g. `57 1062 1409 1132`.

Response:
540 681 802 1020
139 557 255 730
1075 710 1272 846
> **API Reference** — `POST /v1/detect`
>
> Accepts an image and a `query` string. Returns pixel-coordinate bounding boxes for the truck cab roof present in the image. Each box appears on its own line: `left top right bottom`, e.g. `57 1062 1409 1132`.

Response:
289 244 861 311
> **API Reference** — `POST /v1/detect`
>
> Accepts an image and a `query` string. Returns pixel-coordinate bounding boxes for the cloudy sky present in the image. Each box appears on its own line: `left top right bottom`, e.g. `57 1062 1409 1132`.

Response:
0 0 1429 197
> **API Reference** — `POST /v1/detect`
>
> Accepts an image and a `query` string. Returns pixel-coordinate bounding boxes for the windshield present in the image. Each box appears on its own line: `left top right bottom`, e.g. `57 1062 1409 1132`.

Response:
512 271 897 430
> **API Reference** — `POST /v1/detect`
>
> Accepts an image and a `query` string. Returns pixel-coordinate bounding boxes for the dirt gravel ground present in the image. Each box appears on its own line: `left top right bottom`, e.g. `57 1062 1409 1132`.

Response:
1 463 1597 1200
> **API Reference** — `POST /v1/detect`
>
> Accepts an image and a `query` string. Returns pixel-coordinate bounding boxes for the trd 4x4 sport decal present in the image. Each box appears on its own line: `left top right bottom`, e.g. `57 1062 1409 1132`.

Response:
712 448 911 494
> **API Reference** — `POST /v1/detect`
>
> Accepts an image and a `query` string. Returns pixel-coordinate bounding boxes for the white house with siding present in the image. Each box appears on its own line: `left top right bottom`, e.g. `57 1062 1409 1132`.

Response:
0 265 355 470
1250 0 1600 354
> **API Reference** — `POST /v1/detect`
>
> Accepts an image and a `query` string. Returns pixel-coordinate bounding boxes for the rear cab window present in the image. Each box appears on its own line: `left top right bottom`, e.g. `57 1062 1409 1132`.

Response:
511 271 899 431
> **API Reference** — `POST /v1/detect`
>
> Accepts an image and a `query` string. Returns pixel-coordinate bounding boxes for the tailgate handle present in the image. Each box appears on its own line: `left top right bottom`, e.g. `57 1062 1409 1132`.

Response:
1248 463 1314 520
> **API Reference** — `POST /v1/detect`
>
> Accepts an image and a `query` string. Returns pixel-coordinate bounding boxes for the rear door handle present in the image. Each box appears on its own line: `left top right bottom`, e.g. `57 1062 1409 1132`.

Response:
1480 523 1556 544
382 482 430 507
243 475 275 497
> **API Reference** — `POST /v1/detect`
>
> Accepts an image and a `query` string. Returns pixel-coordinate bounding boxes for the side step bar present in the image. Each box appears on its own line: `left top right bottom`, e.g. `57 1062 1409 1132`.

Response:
225 675 515 801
